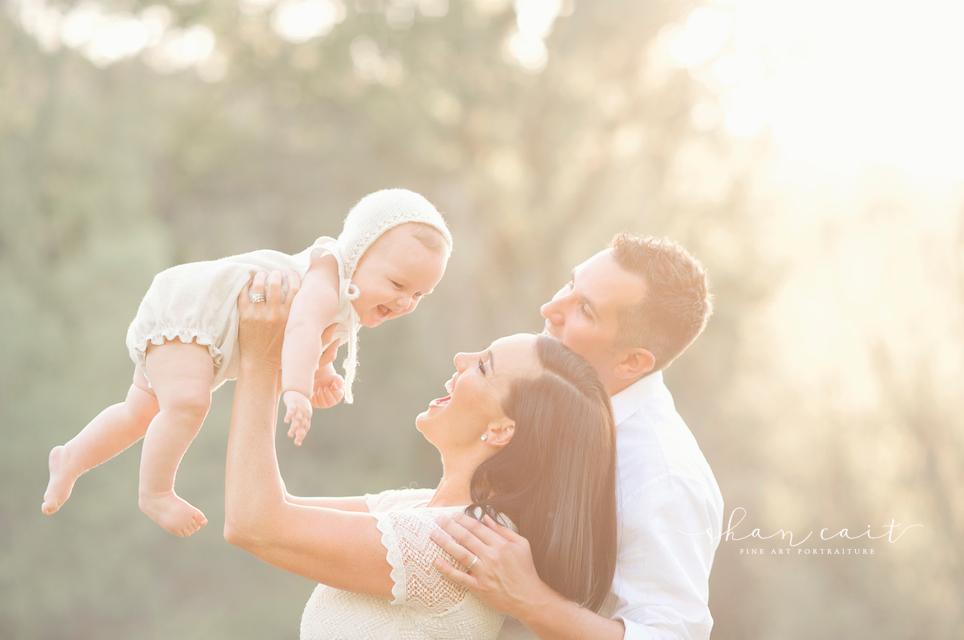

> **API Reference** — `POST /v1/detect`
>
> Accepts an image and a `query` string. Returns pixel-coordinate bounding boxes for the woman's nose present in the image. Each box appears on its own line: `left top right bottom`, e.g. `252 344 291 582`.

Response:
453 350 480 372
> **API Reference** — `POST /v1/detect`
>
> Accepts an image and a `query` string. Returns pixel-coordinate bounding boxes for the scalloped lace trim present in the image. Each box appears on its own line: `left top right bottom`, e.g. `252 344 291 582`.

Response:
373 512 408 605
130 329 223 370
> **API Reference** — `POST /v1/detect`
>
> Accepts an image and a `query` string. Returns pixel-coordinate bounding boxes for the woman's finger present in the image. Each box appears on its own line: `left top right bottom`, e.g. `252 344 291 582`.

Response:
238 279 252 311
251 271 268 298
283 270 301 309
266 270 283 303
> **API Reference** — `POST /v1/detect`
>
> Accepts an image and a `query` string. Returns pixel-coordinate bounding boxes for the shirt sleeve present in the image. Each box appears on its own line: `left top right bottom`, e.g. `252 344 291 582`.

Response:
610 475 721 640
373 509 472 614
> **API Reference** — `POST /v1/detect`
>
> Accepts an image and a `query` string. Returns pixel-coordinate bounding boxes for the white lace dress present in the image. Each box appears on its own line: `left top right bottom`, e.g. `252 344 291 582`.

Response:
300 488 508 640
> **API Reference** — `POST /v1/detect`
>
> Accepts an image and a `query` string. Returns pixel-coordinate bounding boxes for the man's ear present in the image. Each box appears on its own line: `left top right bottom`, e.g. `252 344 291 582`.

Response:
613 347 655 379
484 417 516 448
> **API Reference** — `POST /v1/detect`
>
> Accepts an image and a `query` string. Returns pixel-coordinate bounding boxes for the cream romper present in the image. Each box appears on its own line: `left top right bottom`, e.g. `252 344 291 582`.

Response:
125 237 360 393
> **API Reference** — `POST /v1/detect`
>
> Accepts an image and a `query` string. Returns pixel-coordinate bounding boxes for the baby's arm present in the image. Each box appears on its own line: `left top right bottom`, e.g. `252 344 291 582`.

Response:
281 255 340 445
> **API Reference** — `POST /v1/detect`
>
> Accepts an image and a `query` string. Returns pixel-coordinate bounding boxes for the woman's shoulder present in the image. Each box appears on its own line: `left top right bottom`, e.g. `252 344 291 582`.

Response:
364 487 436 513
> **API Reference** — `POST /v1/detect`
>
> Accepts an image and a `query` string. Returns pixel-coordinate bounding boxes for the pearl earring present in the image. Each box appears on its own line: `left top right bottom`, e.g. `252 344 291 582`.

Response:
481 434 488 442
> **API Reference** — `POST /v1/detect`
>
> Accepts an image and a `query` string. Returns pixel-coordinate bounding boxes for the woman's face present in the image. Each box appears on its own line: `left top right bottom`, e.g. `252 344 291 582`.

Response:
416 333 542 451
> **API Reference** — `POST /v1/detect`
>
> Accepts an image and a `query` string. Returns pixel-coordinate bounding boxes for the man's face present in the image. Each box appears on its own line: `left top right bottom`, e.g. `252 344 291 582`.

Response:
540 249 647 381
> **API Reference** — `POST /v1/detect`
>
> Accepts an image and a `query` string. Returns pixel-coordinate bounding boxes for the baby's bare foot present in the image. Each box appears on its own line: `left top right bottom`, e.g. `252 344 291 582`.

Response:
42 446 82 515
139 490 207 537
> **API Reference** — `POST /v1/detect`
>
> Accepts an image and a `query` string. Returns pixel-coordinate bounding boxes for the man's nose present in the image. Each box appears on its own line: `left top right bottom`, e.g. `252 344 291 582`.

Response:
541 294 565 324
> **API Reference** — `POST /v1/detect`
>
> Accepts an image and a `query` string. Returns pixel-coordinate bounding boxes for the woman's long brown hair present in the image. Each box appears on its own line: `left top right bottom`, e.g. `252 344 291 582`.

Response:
467 335 618 612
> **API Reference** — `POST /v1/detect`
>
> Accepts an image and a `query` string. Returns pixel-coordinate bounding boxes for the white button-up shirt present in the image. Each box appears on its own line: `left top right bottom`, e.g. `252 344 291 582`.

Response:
497 371 723 640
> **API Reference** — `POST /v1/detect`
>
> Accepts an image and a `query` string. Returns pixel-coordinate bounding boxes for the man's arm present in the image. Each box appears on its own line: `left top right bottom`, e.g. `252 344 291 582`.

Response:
433 512 625 640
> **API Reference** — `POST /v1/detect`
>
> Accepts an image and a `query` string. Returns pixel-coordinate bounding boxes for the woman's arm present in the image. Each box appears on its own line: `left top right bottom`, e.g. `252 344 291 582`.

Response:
284 494 369 511
224 270 393 597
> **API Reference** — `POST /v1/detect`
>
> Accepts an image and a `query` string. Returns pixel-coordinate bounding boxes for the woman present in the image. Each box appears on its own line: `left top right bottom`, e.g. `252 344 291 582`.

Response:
225 270 617 639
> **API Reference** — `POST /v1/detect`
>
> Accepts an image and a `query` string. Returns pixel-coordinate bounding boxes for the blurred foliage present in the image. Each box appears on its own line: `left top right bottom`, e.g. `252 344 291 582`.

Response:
1 0 961 638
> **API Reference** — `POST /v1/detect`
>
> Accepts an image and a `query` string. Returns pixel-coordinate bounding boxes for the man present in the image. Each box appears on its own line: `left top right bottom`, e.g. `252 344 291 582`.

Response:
434 233 723 640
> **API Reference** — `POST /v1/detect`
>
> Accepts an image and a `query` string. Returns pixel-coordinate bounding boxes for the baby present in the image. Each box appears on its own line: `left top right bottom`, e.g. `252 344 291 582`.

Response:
42 189 452 537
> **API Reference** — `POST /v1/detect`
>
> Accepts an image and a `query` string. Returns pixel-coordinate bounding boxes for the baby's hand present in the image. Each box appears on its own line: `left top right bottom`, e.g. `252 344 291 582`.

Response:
283 390 313 446
312 373 345 409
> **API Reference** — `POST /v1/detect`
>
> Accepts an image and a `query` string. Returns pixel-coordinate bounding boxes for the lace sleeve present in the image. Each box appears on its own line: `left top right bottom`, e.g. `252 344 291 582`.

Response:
373 509 470 614
365 488 435 513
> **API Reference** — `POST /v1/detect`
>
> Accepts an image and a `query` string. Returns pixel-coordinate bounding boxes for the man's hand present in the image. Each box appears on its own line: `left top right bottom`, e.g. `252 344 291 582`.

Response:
432 512 626 640
431 512 554 620
283 390 313 446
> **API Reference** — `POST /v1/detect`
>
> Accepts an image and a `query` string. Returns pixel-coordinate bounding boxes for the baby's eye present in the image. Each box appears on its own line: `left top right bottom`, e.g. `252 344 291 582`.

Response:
413 292 423 299
478 359 486 373
391 281 404 289
580 304 591 319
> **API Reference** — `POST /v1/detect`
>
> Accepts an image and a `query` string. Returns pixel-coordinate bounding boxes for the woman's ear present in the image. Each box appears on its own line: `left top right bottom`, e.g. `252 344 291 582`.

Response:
484 417 515 448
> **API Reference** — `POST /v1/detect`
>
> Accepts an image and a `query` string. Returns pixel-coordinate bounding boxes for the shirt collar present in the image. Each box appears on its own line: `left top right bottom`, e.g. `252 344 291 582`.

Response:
610 370 664 426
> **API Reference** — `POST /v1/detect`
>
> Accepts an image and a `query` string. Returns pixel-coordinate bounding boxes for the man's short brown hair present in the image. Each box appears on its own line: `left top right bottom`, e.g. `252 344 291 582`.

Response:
610 233 713 371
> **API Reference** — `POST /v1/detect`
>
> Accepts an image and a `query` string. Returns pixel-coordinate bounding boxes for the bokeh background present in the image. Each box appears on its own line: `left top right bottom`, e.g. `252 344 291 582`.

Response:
2 0 963 637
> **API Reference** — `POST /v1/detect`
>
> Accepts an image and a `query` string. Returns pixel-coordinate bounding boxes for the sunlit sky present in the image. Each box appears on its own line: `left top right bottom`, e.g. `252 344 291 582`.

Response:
666 0 964 179
11 0 964 179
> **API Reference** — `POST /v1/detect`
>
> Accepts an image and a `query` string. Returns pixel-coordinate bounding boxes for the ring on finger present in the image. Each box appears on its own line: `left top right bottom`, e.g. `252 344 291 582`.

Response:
250 292 266 303
466 555 479 572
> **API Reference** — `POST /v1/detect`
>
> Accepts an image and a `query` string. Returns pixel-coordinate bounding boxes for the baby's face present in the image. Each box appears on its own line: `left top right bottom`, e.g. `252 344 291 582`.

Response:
350 224 448 328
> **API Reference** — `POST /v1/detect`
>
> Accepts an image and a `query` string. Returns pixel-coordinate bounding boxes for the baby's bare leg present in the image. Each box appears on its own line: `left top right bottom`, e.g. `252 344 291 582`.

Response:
138 339 215 537
43 367 160 516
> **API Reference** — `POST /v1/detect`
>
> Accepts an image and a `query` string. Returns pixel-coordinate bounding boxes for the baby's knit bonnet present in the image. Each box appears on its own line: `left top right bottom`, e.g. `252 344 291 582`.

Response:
336 188 452 282
334 188 452 404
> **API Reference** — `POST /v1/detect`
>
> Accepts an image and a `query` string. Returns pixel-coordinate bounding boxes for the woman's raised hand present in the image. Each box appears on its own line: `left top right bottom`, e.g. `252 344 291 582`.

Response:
238 269 301 369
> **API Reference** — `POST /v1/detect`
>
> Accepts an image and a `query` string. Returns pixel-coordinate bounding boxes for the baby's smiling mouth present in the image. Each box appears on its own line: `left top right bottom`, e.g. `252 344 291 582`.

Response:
377 304 392 318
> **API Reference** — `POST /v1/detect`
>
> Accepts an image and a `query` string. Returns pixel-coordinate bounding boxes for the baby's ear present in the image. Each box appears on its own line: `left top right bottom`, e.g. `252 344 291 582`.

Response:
484 418 515 448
